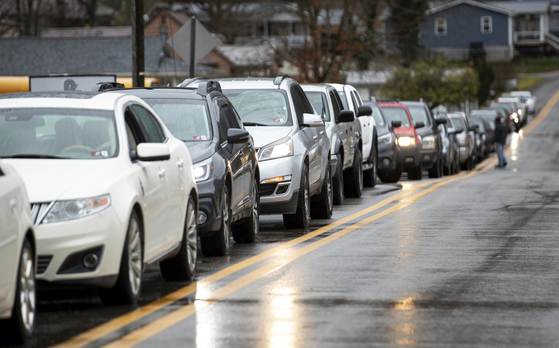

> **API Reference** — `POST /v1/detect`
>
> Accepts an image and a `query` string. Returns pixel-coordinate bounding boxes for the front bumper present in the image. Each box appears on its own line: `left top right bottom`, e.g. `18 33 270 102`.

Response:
196 178 223 236
420 148 439 169
378 143 398 173
399 145 421 170
459 147 470 163
258 155 303 215
35 206 125 288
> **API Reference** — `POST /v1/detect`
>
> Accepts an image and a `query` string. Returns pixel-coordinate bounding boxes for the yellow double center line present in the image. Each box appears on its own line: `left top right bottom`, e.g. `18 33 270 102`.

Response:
55 90 559 348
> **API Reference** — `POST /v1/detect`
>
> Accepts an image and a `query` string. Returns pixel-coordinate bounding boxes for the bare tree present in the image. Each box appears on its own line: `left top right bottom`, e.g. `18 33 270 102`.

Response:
13 0 44 35
277 0 362 83
75 0 98 26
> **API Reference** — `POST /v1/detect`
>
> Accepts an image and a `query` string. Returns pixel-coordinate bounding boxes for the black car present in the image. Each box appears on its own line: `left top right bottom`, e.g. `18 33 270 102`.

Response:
402 101 446 178
107 81 260 257
363 100 403 183
468 116 493 160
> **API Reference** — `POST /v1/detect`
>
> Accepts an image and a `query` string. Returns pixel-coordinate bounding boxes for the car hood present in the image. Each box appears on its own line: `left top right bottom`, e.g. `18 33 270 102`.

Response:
246 126 293 148
3 158 123 203
185 141 214 164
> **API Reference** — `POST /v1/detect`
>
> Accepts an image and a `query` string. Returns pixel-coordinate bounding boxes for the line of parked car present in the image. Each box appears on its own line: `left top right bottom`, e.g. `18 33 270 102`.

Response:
0 74 536 343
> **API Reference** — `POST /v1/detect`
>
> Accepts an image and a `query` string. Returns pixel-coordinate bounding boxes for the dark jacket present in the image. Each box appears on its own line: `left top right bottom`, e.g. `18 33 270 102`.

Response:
494 121 507 145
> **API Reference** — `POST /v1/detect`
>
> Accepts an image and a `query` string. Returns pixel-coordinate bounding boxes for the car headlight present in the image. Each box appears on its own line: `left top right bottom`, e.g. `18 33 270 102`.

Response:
259 138 293 161
422 135 436 150
397 136 416 147
518 110 522 115
378 133 392 145
510 112 517 119
193 157 213 182
457 135 466 146
42 194 111 224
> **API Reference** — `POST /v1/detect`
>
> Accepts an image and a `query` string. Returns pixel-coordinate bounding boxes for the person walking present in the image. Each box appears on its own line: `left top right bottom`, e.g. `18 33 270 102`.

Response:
494 116 507 168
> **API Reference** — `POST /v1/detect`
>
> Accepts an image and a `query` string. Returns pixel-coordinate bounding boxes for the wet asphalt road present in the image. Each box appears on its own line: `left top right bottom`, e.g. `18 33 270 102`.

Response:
9 78 559 348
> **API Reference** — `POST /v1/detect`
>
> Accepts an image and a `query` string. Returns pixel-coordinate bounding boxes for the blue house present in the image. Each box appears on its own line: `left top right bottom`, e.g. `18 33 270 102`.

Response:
421 0 514 60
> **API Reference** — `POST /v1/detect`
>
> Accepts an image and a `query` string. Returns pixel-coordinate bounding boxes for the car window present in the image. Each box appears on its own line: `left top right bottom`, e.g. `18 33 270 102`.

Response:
329 91 341 123
223 89 292 126
145 99 212 143
407 106 431 126
350 92 359 112
131 105 166 143
290 87 306 125
305 92 331 122
338 90 349 110
450 117 465 129
293 85 314 114
0 108 118 159
380 107 411 127
370 104 386 126
351 91 363 107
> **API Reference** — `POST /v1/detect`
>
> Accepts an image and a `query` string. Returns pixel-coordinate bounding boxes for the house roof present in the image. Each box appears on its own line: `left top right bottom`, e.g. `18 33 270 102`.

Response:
41 26 132 37
216 45 275 68
0 35 222 76
489 1 550 14
427 0 514 16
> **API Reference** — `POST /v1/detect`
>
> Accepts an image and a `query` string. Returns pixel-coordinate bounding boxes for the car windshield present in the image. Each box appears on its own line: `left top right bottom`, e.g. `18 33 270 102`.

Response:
337 91 349 109
370 104 386 126
0 108 118 159
450 116 465 129
145 99 211 143
406 106 431 125
491 102 515 111
475 115 496 129
470 119 485 132
380 107 411 127
223 89 292 126
305 92 331 122
471 110 496 117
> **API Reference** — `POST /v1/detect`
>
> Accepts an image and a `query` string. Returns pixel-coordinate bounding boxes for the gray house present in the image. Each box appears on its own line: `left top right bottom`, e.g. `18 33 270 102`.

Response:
421 0 514 60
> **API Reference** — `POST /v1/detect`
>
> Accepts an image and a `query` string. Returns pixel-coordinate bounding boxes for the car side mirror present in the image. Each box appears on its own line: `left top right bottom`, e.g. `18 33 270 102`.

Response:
338 110 355 123
136 143 170 161
435 117 447 125
357 105 372 117
454 127 464 133
227 128 250 144
391 120 402 128
469 125 479 132
302 113 324 128
415 121 425 129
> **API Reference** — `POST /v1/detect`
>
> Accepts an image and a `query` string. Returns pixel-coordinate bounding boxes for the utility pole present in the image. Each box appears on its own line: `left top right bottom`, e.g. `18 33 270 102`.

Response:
132 0 145 87
189 17 196 78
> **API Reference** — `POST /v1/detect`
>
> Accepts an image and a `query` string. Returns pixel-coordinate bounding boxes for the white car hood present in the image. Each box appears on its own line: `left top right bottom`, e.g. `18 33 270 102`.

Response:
3 159 121 203
246 126 293 148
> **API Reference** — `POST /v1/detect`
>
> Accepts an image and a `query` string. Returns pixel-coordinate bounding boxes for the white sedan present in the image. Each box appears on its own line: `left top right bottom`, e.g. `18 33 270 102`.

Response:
0 161 36 344
0 92 198 305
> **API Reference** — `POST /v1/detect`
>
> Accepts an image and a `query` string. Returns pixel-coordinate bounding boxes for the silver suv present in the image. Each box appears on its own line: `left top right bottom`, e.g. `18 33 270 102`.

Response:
181 76 332 229
302 84 362 204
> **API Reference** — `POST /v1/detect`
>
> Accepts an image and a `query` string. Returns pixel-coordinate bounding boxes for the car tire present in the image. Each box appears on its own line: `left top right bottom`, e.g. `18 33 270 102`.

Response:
311 162 333 219
407 162 422 180
283 162 310 229
201 187 231 256
232 180 259 243
344 147 363 198
2 238 35 345
428 157 443 178
363 147 377 188
160 196 197 281
99 211 143 305
332 153 343 205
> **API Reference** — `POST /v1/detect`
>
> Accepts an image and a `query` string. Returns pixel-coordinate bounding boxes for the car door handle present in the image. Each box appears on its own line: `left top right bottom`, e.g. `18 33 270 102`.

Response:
158 168 166 178
319 131 324 135
239 151 244 157
313 135 318 140
177 158 184 169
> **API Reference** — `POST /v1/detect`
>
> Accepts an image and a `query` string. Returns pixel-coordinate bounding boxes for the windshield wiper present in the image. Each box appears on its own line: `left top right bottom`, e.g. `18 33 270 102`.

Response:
243 122 268 127
4 154 68 159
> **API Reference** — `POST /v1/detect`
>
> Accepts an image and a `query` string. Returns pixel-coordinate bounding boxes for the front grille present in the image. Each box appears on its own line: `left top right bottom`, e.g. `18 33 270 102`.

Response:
30 202 52 226
37 255 53 274
260 183 277 196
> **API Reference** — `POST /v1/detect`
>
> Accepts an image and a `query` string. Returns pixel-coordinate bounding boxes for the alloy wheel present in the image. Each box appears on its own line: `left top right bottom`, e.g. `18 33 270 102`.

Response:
186 201 197 274
128 219 142 296
222 191 230 249
19 245 35 333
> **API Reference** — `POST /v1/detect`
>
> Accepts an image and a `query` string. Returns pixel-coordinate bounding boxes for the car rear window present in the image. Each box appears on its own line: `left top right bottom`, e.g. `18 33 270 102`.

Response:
223 89 292 126
305 92 331 122
450 116 465 129
145 99 212 143
380 106 411 127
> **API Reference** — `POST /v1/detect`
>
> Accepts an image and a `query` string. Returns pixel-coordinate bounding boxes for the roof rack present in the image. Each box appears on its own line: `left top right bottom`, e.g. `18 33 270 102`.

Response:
377 99 400 103
178 77 206 88
92 81 125 92
273 75 291 86
197 80 222 96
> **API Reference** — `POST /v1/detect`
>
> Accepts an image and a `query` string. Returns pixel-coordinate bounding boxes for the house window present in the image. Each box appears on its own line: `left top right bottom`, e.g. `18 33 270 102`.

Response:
481 16 492 34
435 18 447 36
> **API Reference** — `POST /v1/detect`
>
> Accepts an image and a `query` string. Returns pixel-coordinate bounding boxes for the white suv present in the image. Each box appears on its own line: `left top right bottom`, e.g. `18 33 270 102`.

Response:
0 92 198 305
